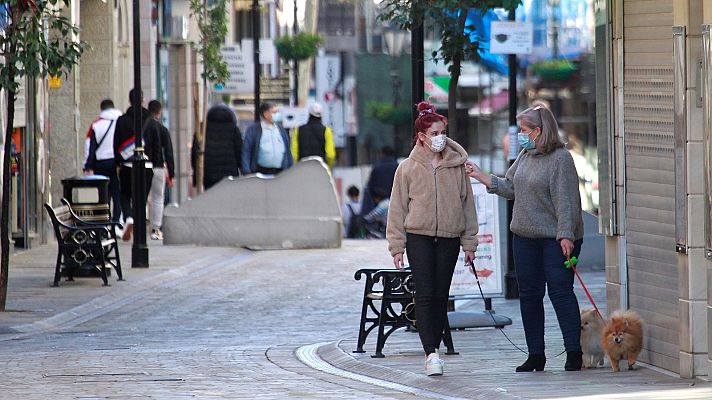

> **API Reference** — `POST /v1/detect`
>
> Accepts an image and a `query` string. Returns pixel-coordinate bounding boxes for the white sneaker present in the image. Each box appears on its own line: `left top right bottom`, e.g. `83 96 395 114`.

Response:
151 228 163 241
425 349 444 376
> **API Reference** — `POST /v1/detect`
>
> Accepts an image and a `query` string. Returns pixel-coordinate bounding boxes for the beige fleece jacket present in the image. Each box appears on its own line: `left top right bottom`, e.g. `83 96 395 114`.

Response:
386 139 479 256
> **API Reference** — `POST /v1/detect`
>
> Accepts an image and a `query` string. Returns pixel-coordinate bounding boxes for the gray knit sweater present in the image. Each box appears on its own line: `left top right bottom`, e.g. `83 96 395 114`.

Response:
488 147 584 241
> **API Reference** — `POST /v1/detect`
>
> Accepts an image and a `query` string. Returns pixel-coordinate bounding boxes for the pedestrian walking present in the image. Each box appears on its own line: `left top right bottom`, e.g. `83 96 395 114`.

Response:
387 101 478 376
362 146 398 215
466 104 585 372
83 99 123 222
241 102 293 175
199 101 242 190
143 100 175 240
290 102 336 168
342 185 363 238
113 88 152 241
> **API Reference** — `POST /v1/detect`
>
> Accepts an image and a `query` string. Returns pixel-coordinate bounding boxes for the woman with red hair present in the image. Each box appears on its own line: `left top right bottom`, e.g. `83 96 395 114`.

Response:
386 102 478 376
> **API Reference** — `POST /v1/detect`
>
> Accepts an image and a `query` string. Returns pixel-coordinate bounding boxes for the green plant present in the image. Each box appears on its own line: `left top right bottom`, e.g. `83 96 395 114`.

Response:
189 0 229 84
531 59 577 81
366 101 412 125
274 33 322 61
1 0 87 311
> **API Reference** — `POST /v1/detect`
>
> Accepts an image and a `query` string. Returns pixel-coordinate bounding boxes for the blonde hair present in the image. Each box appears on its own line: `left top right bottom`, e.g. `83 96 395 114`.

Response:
516 105 564 154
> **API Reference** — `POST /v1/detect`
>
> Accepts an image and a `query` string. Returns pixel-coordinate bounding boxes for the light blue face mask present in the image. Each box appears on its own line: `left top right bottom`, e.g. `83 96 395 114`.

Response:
518 129 536 150
272 112 283 123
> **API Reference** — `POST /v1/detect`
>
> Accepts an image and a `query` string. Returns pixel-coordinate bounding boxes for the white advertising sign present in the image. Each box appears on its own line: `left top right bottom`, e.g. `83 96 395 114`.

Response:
450 181 504 297
280 106 310 129
214 40 255 94
490 21 534 55
316 55 345 148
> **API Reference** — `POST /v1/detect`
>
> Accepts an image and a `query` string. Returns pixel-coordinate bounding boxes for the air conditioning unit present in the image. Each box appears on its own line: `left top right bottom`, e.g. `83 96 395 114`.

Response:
172 16 189 41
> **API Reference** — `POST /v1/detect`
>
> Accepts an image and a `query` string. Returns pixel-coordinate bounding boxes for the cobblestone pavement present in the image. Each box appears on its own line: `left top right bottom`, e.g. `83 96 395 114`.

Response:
0 240 709 399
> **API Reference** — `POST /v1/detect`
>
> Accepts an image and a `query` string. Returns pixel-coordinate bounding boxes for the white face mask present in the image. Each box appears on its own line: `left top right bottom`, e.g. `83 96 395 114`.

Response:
428 134 447 152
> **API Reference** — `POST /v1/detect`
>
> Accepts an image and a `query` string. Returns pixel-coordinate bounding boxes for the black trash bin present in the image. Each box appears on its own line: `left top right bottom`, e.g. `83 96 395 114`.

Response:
62 175 111 222
61 175 112 278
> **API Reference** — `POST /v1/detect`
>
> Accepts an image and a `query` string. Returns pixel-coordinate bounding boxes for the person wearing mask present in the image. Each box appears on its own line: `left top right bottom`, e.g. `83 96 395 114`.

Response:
466 104 585 372
387 102 478 376
200 101 242 189
114 88 152 241
143 100 175 241
241 102 293 175
290 102 336 168
83 99 123 222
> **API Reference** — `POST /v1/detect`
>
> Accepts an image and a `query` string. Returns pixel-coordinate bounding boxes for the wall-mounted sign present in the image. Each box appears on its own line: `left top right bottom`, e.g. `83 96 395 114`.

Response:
48 75 62 89
490 21 533 55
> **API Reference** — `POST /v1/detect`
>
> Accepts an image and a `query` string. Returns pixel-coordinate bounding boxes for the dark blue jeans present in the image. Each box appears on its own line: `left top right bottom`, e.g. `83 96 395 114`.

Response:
513 234 583 354
406 233 460 355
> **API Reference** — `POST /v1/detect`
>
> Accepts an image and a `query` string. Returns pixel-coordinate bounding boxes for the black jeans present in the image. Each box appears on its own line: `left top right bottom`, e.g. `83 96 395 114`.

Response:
118 166 153 221
513 234 583 354
405 233 460 355
93 159 121 222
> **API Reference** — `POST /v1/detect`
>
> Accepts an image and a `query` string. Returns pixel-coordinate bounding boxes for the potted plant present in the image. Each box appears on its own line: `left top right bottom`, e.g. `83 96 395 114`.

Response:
531 59 577 82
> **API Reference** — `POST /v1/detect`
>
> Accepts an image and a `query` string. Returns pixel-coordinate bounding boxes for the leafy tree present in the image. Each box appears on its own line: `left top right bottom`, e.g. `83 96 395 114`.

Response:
0 0 87 310
379 0 520 137
189 0 229 194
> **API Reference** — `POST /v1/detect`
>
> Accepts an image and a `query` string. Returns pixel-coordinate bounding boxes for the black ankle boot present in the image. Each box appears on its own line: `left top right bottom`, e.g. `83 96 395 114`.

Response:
565 351 583 371
516 354 546 372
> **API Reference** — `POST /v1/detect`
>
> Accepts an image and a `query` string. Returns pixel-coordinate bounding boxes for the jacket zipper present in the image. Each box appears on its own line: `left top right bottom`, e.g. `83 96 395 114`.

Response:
433 166 438 241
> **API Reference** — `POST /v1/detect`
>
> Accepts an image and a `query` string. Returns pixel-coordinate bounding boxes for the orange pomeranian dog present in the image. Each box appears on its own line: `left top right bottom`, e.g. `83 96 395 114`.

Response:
600 310 643 372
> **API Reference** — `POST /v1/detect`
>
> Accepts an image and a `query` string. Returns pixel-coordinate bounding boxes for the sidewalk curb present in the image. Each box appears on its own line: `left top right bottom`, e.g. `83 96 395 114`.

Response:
301 341 525 400
1 251 259 341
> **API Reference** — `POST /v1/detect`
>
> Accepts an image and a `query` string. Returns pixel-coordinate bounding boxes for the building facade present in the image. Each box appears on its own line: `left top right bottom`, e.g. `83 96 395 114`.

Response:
596 0 711 378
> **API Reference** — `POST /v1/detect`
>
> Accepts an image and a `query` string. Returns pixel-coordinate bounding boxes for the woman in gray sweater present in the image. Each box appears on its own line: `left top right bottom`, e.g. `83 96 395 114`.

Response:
466 105 584 372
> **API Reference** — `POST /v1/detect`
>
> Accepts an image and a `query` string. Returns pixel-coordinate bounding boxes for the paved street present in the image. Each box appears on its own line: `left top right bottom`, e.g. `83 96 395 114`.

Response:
0 240 710 399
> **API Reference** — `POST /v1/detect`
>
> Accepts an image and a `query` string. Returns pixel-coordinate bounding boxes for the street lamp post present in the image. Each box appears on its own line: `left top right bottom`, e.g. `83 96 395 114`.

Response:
253 0 261 121
132 0 149 268
384 29 407 156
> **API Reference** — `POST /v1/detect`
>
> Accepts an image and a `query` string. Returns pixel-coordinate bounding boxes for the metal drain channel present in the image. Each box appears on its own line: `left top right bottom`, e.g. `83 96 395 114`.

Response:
296 342 467 400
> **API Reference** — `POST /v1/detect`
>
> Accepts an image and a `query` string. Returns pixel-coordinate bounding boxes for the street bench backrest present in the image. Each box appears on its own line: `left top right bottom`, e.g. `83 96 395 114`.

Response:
44 204 74 240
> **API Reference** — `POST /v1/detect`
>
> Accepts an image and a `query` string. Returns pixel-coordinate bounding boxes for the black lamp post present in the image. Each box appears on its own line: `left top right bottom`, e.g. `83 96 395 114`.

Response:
253 0 261 121
384 29 407 156
132 0 149 268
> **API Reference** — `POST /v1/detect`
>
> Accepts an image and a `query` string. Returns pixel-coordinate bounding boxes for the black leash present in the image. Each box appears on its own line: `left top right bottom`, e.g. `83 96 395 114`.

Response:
467 262 566 358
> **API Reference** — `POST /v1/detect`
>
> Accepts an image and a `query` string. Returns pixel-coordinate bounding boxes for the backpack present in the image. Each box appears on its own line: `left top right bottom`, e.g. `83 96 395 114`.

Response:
346 204 366 239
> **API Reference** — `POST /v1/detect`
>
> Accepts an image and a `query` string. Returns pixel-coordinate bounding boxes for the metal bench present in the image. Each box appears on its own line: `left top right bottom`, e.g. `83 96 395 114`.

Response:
354 268 456 358
44 201 123 287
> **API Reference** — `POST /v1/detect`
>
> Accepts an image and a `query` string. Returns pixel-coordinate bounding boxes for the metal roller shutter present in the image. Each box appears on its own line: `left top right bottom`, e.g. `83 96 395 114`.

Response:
622 0 678 373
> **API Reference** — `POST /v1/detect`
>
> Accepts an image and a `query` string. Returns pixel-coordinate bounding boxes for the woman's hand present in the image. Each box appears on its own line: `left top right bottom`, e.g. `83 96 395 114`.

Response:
393 253 405 271
464 250 476 269
559 238 574 258
464 160 481 178
464 161 492 187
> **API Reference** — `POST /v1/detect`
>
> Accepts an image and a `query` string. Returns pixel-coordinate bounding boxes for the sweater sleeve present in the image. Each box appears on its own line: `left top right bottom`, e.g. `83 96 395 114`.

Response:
550 151 581 241
487 151 522 200
290 127 300 163
460 168 479 252
386 164 408 256
324 127 336 168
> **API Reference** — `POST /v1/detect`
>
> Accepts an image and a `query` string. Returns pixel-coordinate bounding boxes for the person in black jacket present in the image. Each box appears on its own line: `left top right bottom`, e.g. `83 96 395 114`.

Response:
362 146 399 215
113 88 152 241
199 102 242 189
143 100 175 240
290 102 336 168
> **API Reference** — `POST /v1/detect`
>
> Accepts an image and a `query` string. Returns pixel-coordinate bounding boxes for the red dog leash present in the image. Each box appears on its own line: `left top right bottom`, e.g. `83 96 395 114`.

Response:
565 255 604 320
